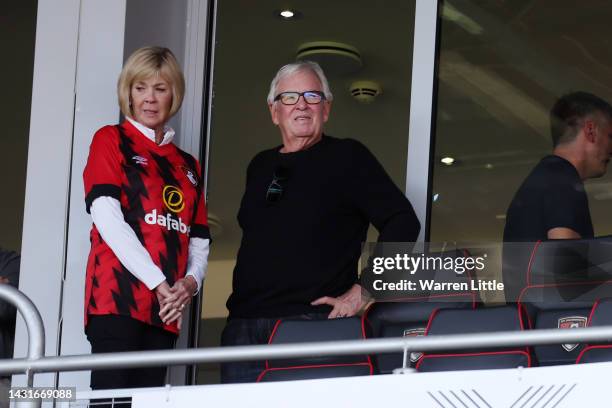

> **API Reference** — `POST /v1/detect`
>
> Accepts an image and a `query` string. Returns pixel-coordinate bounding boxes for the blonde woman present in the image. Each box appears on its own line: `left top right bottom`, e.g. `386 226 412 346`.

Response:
83 46 210 389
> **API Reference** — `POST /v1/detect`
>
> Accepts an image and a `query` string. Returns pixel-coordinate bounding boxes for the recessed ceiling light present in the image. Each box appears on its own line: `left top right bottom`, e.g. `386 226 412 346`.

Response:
485 163 494 169
275 9 302 20
440 157 455 166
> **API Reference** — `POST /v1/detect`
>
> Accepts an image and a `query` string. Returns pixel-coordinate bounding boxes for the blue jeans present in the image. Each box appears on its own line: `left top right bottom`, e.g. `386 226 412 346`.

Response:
220 313 329 383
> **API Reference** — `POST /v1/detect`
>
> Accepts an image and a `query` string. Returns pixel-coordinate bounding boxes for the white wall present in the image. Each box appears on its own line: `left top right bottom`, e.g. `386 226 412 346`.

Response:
14 0 83 392
123 0 189 147
59 0 127 389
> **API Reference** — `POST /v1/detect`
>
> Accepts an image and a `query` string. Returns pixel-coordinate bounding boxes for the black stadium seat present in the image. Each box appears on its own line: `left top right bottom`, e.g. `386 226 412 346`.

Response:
416 306 530 372
362 294 475 373
256 317 373 382
518 283 600 365
516 237 612 366
576 298 612 364
362 247 478 373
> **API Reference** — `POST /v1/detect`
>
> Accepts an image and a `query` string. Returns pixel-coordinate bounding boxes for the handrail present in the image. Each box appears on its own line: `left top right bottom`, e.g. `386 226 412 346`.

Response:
1 325 612 375
0 284 45 408
0 284 45 381
1 284 612 388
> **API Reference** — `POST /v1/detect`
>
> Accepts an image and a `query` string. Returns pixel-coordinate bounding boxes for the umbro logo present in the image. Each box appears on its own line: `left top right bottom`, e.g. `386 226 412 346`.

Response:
132 155 148 166
181 166 198 186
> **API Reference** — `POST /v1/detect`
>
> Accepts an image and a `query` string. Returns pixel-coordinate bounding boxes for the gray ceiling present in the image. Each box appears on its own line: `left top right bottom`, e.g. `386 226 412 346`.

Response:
205 0 612 262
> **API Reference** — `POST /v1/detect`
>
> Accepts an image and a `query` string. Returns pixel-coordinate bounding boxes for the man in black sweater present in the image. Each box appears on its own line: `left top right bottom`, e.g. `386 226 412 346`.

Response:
220 61 420 383
503 92 612 299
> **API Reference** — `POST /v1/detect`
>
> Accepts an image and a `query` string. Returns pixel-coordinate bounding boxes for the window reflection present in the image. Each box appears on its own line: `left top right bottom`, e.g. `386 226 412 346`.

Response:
431 0 612 242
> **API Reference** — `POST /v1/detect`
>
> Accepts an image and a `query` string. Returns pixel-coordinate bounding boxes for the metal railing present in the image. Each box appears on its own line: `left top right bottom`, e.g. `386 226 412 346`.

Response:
0 284 45 408
3 325 612 375
3 285 612 405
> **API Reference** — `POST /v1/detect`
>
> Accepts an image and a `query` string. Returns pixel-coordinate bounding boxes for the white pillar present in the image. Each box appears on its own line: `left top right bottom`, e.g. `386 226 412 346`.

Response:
406 0 440 241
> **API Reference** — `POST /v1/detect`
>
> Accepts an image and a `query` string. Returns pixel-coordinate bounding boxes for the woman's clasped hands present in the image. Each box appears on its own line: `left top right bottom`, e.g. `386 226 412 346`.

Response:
155 276 198 329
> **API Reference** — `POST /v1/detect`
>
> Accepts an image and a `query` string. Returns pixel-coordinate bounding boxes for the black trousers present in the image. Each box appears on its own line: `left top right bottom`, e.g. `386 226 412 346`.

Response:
86 314 176 390
220 312 328 384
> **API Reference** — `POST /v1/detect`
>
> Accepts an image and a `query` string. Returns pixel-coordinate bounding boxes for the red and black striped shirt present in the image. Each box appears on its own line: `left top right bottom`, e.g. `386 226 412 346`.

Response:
83 121 209 334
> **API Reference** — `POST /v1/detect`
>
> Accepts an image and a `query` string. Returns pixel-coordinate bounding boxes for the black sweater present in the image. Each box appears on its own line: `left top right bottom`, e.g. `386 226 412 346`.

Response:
227 136 420 318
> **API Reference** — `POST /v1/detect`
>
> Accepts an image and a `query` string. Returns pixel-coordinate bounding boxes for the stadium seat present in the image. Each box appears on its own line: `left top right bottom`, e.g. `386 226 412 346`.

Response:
416 306 530 372
576 298 612 364
362 294 475 373
256 317 373 382
519 284 598 365
362 248 479 373
517 237 612 366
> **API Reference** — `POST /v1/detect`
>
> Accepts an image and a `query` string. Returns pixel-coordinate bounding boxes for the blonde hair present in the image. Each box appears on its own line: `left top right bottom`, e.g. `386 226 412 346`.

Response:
117 46 185 119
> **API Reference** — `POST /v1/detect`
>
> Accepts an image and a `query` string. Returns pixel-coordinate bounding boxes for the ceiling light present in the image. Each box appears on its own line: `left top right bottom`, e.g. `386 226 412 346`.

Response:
440 157 455 166
485 163 494 169
275 9 302 20
495 214 506 220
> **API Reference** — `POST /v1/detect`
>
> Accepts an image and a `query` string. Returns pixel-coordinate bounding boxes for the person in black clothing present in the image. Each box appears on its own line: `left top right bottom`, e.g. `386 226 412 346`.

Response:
220 61 420 383
0 248 20 406
503 91 612 299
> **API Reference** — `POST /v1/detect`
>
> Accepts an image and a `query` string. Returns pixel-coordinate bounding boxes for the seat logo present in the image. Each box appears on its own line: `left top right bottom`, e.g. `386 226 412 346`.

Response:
163 185 185 213
558 316 587 352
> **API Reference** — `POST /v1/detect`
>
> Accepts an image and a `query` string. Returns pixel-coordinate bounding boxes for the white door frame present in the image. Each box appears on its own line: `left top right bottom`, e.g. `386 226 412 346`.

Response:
407 0 440 241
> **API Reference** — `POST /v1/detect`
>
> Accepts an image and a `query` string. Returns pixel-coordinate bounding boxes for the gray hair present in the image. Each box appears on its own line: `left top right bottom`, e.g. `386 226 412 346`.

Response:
266 61 333 104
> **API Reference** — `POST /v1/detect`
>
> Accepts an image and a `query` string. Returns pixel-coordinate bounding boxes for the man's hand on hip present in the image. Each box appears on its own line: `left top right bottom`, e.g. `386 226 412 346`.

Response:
311 284 369 319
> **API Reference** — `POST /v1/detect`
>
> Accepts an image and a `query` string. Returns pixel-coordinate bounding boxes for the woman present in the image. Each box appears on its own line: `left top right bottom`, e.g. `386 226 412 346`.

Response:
83 46 210 390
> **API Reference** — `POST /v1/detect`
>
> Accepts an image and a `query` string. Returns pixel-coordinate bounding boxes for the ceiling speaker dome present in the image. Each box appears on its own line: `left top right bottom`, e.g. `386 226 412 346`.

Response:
296 41 362 76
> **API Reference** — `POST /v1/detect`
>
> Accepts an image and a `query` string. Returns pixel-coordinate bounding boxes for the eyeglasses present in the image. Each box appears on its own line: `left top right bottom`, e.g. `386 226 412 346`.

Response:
274 91 326 105
266 166 290 203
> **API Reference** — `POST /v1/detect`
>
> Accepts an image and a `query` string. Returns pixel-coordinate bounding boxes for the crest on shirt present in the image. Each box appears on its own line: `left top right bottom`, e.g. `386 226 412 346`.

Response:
132 155 148 166
558 316 587 352
403 328 426 362
181 166 198 186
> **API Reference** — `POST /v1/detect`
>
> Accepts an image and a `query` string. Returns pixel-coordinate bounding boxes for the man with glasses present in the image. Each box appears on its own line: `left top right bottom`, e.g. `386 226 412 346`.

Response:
220 61 420 383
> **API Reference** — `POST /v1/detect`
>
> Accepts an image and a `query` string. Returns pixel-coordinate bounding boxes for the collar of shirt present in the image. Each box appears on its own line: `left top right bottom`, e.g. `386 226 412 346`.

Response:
126 116 175 146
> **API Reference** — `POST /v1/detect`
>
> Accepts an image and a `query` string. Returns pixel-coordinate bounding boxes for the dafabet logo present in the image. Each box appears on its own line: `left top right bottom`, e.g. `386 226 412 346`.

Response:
144 185 189 234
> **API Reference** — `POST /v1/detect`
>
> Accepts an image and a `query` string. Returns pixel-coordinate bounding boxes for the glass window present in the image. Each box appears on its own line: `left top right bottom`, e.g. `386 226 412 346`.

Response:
431 0 612 242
